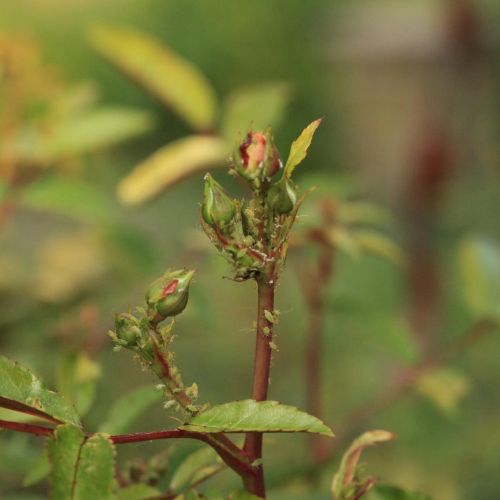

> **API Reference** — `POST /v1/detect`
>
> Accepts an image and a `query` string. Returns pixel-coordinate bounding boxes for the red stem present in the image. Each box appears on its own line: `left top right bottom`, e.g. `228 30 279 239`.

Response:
0 419 54 437
243 275 275 498
0 423 254 478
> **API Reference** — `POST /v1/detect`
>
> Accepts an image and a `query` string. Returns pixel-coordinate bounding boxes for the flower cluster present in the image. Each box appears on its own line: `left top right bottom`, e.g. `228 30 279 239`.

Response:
201 128 299 281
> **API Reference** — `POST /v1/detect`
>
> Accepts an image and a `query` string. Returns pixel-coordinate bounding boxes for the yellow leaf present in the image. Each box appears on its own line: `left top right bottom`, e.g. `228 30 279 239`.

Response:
416 368 471 417
88 25 217 130
457 236 500 319
118 135 228 205
33 231 106 303
326 226 360 259
354 229 405 265
284 118 322 178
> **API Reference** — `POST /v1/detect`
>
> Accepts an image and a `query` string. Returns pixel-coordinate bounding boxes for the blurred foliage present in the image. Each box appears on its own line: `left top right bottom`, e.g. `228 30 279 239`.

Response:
87 24 291 204
0 1 499 499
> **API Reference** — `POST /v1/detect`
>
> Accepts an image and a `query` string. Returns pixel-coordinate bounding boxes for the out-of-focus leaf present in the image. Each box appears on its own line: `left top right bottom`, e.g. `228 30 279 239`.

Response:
73 433 117 500
338 201 391 227
48 424 85 499
22 176 117 223
368 484 432 500
45 107 153 158
415 368 470 417
118 484 161 500
102 224 161 276
0 179 7 201
229 492 264 500
118 135 227 205
57 351 101 417
354 230 405 265
326 227 360 259
88 25 217 130
284 118 322 179
0 356 80 426
180 399 333 436
99 385 162 435
332 430 395 500
32 230 107 303
221 82 290 141
170 447 220 491
51 83 99 118
22 450 50 487
457 236 500 319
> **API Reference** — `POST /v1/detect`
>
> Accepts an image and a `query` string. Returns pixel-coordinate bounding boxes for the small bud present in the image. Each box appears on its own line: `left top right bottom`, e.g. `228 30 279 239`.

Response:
267 179 297 214
234 130 282 182
146 268 195 320
201 174 236 228
114 313 142 346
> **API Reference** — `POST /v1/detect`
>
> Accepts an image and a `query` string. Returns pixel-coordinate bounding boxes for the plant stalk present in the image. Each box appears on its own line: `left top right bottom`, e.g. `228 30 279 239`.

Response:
243 273 276 498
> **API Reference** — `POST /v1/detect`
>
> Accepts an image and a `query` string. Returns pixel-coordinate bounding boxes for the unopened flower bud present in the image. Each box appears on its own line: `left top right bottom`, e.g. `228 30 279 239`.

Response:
115 313 142 346
146 268 195 320
202 174 236 229
267 179 297 215
234 130 282 181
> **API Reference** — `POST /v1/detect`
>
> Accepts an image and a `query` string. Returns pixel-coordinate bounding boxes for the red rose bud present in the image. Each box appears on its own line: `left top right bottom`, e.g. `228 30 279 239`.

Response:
234 130 282 181
267 179 297 215
114 312 142 346
146 269 195 320
202 174 236 229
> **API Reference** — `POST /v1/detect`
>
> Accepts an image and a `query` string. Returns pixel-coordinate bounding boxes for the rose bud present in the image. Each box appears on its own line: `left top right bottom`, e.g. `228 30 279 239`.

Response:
267 179 297 215
114 312 142 346
202 174 236 229
146 269 195 320
234 129 282 182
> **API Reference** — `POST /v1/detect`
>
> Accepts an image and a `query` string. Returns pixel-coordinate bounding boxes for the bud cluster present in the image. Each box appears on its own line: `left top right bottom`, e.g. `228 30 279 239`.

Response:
201 128 299 281
110 268 198 414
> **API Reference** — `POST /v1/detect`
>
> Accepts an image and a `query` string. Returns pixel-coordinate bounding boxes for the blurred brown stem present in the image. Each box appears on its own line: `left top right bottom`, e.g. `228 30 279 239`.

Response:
295 199 336 463
322 317 498 461
295 241 334 463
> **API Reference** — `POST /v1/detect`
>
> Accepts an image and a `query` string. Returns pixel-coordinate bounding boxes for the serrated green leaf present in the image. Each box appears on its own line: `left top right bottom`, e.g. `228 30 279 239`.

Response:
0 356 81 426
99 385 162 435
170 447 220 491
44 107 152 158
57 351 101 417
368 484 432 500
284 118 322 178
22 450 50 487
332 430 395 500
221 82 290 141
415 368 470 417
118 135 227 205
180 400 333 436
73 433 117 500
48 424 85 499
22 176 117 223
118 484 161 500
457 236 500 319
88 25 217 130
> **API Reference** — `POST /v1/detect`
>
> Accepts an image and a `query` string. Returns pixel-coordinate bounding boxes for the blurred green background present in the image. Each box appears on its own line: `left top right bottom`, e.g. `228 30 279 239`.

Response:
1 1 500 499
